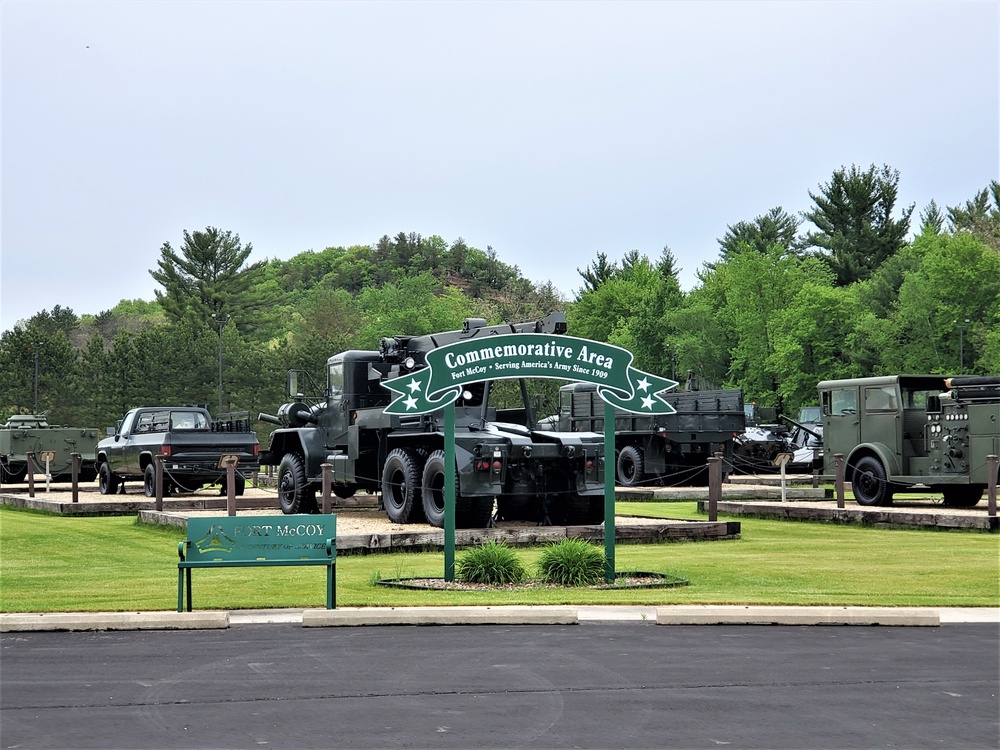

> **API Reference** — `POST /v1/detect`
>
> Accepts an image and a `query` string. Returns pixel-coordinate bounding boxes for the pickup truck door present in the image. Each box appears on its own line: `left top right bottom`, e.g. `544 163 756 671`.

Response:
109 410 137 475
122 417 143 476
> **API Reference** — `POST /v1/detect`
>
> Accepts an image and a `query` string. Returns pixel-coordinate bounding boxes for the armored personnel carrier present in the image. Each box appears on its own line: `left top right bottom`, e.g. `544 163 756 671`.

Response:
0 414 100 484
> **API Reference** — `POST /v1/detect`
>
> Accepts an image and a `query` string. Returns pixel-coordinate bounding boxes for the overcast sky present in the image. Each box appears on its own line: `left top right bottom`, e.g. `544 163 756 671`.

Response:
2 0 997 331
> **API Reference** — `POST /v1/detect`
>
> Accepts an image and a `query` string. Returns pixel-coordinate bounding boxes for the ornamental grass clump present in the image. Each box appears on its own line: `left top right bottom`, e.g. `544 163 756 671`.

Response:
456 540 526 585
537 538 606 586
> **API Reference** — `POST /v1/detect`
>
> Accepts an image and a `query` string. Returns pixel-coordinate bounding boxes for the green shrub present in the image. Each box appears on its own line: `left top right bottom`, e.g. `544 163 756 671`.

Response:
456 540 526 585
537 538 606 586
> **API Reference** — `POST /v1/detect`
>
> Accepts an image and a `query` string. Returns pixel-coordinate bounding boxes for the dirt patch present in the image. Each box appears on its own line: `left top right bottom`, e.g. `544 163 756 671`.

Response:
178 506 682 536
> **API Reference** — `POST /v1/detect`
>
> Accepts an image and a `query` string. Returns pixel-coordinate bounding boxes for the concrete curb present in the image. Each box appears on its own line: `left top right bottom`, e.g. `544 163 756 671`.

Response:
302 606 579 627
655 605 941 626
4 606 988 631
0 611 230 632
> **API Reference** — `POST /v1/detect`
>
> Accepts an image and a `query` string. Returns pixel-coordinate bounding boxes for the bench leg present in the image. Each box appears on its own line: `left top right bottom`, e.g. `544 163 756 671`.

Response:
177 568 193 612
327 562 336 609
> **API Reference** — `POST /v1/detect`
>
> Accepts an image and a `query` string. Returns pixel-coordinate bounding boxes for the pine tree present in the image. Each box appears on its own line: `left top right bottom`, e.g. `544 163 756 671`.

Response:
149 227 271 333
802 164 913 286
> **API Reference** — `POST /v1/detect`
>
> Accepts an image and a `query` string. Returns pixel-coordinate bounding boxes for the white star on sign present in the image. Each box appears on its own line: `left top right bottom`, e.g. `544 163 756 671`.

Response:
404 395 419 410
407 378 422 393
641 395 655 410
635 376 651 392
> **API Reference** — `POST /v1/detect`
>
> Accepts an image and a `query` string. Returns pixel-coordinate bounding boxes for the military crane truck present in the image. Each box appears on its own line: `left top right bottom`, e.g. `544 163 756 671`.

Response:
819 374 1000 507
547 383 745 486
258 313 606 528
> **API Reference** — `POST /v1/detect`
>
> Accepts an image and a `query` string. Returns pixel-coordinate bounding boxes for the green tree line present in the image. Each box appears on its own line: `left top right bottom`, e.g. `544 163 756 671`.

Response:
2 166 998 431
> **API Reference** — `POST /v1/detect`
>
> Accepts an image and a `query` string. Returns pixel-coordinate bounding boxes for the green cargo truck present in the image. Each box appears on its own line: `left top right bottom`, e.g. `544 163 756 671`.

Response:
549 382 745 486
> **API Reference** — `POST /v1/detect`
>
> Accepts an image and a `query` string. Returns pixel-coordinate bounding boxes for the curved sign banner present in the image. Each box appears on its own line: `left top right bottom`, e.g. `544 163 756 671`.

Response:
382 333 678 416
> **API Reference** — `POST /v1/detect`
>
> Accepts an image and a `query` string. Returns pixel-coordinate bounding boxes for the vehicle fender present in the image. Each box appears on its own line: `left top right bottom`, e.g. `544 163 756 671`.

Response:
265 428 326 480
846 443 901 477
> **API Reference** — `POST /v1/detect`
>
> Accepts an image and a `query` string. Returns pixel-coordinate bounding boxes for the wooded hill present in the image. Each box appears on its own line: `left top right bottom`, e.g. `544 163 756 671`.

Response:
2 167 998 432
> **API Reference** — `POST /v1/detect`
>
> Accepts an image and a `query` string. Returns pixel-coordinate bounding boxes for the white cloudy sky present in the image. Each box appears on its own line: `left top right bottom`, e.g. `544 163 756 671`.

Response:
2 0 997 331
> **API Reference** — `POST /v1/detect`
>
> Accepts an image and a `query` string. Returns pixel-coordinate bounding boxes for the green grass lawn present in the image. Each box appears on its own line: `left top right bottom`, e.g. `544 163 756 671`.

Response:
1 503 997 612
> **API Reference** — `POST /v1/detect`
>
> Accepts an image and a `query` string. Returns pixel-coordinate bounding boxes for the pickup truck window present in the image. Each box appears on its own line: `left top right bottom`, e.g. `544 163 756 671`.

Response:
132 410 209 433
170 411 209 430
118 410 137 436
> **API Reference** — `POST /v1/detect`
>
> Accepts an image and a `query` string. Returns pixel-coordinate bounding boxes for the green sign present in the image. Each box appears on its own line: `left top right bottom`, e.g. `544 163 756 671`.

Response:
383 334 678 415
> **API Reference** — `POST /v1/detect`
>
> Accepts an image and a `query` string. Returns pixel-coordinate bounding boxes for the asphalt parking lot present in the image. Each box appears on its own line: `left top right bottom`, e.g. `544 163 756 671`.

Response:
2 622 998 750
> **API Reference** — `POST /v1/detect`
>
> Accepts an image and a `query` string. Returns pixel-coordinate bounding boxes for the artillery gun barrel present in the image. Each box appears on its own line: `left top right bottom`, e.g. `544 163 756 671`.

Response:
778 414 821 439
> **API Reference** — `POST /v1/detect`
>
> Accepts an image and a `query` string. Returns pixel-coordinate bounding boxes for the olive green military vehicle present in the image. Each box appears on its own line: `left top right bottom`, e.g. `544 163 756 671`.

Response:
546 382 744 486
258 313 606 528
818 375 1000 507
0 414 100 484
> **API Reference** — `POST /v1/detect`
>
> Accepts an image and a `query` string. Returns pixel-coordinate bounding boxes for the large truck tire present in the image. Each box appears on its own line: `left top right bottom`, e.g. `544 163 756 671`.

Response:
143 464 157 497
455 496 495 529
278 453 314 514
221 474 247 497
98 463 119 495
941 486 983 508
616 446 644 486
383 448 424 524
422 450 494 528
419 450 449 527
496 494 541 522
852 456 893 506
554 493 604 525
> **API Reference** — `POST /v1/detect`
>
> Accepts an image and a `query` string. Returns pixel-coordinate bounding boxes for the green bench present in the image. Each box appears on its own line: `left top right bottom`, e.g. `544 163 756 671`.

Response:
177 515 336 612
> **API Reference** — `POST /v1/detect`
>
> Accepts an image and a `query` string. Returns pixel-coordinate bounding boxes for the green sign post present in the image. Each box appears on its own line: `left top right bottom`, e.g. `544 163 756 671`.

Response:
380 333 678 582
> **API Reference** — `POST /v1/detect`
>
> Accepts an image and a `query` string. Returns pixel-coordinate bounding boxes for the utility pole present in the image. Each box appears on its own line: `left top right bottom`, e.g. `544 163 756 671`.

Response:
33 343 41 413
956 318 970 374
211 314 229 415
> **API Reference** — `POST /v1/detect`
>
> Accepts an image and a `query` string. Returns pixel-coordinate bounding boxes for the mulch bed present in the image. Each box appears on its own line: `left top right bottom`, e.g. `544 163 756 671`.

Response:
378 572 689 591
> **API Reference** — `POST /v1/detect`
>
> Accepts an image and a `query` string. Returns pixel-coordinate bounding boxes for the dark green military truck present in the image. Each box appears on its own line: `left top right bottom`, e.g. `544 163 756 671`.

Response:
818 375 1000 507
546 383 744 486
258 313 606 528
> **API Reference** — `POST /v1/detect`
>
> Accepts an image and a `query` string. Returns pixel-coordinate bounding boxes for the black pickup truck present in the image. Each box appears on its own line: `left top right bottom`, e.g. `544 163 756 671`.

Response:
95 407 260 496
